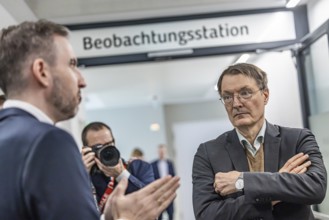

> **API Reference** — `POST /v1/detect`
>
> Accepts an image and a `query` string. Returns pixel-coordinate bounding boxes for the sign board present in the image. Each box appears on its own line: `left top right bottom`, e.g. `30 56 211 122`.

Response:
70 11 296 59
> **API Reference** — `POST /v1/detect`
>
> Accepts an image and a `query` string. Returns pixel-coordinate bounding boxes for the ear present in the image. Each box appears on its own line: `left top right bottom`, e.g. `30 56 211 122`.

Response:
31 58 52 88
263 88 269 104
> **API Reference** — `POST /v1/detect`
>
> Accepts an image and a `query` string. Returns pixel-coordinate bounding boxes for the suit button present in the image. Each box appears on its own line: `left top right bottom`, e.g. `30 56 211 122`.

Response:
255 198 260 202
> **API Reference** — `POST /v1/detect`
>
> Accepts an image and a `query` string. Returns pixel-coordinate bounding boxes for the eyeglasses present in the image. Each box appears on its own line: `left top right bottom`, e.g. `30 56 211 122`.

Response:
219 88 263 105
90 139 115 148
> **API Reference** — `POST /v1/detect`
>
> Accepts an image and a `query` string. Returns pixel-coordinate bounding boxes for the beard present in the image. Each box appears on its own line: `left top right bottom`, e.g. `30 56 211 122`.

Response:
49 76 80 122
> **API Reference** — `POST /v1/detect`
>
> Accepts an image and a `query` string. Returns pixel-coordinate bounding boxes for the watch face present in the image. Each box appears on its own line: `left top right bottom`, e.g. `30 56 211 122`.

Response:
235 179 244 190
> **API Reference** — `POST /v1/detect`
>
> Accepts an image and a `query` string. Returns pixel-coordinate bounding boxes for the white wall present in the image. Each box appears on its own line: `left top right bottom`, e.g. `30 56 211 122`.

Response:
173 119 233 220
307 0 329 32
0 3 17 28
86 104 167 161
255 51 303 128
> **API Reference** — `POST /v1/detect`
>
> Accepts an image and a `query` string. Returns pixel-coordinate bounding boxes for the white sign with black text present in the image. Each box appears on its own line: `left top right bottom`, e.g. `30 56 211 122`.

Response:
70 11 296 58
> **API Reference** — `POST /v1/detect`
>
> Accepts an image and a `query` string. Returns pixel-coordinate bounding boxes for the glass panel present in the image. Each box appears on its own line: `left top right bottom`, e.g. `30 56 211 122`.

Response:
309 112 329 215
302 34 329 115
301 34 329 214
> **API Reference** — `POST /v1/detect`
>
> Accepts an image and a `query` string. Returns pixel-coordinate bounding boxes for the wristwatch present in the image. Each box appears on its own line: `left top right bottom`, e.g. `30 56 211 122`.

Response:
235 172 244 191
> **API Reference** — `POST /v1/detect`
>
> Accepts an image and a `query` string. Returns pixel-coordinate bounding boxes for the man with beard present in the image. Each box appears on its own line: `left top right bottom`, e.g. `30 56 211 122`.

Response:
0 20 179 220
192 63 327 220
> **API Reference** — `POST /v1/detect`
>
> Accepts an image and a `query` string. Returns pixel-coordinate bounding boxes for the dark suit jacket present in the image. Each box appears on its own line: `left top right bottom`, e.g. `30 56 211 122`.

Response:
151 159 176 179
151 159 176 218
0 108 99 220
91 159 154 203
192 121 327 220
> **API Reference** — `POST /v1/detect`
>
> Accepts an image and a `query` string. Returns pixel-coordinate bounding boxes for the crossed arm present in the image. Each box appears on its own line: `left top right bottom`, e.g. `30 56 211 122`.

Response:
192 130 327 220
214 153 311 205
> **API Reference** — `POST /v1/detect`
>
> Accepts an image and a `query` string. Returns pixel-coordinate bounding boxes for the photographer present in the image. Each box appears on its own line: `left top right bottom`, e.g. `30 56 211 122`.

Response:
81 121 155 213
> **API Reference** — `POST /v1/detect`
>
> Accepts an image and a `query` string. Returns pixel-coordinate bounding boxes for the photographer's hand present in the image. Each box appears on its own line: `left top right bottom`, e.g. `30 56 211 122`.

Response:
81 146 96 174
96 158 124 178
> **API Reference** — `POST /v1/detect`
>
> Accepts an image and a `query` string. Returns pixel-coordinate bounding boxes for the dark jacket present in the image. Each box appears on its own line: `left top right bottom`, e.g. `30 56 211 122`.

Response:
0 108 99 220
193 121 327 220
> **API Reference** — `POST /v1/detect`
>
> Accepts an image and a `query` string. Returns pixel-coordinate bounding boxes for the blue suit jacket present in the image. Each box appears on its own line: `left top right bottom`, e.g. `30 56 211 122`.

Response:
91 159 154 203
151 159 176 179
0 108 99 220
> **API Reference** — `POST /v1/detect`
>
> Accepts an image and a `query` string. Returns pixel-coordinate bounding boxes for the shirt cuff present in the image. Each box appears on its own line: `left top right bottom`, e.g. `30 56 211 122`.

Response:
116 169 131 182
100 214 105 220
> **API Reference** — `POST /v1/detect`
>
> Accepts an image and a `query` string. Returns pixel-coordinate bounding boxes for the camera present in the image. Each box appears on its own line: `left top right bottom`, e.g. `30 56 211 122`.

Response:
90 144 121 167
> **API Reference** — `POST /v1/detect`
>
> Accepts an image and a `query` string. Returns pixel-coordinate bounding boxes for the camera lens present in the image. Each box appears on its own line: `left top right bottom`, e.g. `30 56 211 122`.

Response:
99 145 120 166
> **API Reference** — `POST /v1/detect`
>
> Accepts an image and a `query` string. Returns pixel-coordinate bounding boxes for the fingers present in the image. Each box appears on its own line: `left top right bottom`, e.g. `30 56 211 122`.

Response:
111 178 128 197
138 176 180 205
81 148 95 172
152 176 180 215
81 146 92 155
284 153 304 168
291 161 311 174
155 176 180 202
103 178 129 220
139 176 173 195
280 153 310 173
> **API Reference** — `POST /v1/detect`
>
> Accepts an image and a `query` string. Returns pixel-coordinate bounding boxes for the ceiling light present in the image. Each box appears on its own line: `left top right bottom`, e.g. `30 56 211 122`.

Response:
150 123 160 131
286 0 301 8
234 54 250 64
147 49 193 58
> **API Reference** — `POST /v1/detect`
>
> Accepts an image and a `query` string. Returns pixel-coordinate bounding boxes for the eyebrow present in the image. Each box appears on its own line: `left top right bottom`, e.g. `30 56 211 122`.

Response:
222 86 253 93
90 140 115 147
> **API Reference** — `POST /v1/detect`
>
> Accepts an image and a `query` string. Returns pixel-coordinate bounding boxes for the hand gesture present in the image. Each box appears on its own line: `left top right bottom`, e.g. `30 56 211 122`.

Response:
104 176 180 220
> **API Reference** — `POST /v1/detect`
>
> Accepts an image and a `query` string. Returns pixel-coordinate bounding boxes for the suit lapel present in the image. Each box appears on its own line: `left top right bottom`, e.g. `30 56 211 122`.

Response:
264 122 281 172
225 130 250 172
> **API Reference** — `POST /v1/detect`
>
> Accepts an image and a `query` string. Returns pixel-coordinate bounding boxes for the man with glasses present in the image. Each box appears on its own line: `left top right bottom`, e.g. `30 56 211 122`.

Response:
192 63 327 220
81 121 155 213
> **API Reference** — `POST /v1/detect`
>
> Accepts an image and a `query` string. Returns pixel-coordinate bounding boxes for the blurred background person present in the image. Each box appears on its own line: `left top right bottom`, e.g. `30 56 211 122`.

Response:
151 144 176 220
130 147 145 161
81 121 154 213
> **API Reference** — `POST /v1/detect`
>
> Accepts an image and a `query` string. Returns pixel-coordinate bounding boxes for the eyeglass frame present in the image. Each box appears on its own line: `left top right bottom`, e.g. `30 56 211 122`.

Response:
219 87 264 105
89 139 115 149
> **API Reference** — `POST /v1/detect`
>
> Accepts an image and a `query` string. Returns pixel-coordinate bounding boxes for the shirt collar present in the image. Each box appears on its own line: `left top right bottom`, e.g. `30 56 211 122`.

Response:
3 100 54 125
236 120 266 150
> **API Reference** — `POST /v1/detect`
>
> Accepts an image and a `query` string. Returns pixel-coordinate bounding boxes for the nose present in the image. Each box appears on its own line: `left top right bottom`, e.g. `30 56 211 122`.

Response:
232 94 243 107
76 68 87 89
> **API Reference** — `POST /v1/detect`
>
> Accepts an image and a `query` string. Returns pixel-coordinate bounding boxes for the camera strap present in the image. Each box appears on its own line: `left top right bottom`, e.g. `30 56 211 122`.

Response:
98 163 127 213
98 177 115 213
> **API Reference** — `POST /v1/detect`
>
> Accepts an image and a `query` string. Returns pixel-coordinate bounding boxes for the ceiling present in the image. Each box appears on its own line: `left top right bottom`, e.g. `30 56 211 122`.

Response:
23 0 291 24
0 0 307 110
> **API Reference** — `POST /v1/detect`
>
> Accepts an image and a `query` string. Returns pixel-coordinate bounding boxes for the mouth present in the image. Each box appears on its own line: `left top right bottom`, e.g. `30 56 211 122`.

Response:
78 92 82 103
233 112 248 118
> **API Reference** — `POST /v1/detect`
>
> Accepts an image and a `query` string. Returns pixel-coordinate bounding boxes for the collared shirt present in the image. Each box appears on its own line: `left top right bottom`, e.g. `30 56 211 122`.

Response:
236 121 266 157
158 159 169 178
3 100 54 125
116 169 131 182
